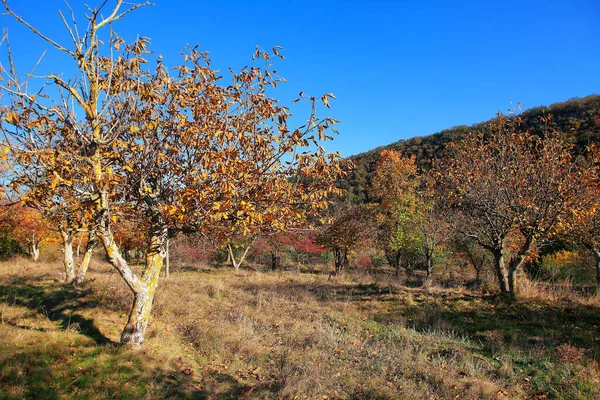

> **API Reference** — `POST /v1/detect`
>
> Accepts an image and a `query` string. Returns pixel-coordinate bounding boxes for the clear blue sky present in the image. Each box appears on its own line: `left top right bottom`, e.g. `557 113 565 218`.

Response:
2 0 599 156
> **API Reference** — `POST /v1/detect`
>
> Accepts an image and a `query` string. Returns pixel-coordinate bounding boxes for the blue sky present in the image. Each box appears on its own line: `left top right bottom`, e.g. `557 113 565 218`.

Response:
2 0 599 156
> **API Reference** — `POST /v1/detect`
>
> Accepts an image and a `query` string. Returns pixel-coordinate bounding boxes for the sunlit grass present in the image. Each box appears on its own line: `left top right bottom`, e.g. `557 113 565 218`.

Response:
1 258 599 399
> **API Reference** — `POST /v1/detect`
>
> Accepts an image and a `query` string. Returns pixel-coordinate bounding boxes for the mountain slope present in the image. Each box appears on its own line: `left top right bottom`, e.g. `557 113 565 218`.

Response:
340 94 600 203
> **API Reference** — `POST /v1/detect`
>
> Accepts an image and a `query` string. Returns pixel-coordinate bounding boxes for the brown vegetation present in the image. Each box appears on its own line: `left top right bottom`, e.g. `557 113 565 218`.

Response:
1 258 600 399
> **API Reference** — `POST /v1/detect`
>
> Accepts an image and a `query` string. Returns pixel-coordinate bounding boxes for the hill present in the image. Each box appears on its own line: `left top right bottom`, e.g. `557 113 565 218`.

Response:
340 95 600 203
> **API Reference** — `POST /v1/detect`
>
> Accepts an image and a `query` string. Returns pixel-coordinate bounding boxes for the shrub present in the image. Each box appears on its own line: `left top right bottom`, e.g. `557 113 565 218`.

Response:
535 250 594 285
0 231 22 260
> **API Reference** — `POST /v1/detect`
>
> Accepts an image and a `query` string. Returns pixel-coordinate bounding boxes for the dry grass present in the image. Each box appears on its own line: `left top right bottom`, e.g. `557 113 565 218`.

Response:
1 258 600 399
519 273 600 306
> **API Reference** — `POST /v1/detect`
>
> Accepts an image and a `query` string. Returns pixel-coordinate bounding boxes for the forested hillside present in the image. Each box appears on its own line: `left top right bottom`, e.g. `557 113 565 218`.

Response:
341 95 600 203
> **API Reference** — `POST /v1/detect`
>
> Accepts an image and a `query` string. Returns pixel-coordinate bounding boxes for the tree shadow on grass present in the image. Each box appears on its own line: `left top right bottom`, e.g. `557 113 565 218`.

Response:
382 291 600 360
0 277 112 345
238 280 600 359
237 280 405 304
0 346 61 400
187 371 285 400
0 337 254 399
451 298 599 353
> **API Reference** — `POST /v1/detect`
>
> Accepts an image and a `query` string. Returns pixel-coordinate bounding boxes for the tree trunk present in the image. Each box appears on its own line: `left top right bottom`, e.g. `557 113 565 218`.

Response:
492 250 510 294
508 266 518 296
466 247 484 281
61 231 75 284
92 155 152 346
99 223 148 343
343 250 349 270
227 243 250 274
333 248 341 275
475 258 483 281
593 249 600 286
425 252 433 281
164 239 170 278
120 224 167 345
333 248 349 274
506 235 534 297
121 289 155 345
271 252 277 271
31 243 40 262
101 225 141 294
74 230 98 286
121 289 150 345
586 246 600 286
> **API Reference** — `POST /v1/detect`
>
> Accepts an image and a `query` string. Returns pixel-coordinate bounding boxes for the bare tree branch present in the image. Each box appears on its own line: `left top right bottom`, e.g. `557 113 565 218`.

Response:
2 0 76 57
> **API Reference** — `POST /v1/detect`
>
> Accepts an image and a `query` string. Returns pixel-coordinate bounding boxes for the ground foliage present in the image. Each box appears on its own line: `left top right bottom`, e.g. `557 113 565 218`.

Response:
1 259 599 399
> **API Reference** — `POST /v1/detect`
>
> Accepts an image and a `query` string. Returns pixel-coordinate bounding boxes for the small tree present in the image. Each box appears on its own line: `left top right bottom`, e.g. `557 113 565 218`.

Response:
372 151 450 282
450 228 490 283
316 203 376 275
282 230 326 270
225 235 255 274
414 176 451 283
372 150 420 276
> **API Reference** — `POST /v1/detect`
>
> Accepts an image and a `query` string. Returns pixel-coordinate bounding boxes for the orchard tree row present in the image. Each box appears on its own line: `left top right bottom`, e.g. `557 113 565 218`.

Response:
320 111 600 296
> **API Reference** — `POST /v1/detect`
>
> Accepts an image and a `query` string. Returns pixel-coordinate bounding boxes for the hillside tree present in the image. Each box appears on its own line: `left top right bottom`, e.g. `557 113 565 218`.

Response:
372 150 421 277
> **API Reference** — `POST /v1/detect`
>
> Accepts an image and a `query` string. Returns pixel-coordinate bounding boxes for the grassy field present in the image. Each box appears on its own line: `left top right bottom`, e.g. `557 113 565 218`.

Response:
1 258 599 399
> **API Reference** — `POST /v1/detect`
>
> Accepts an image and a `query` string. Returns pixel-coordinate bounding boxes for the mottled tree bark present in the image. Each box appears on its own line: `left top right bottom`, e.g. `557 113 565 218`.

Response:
74 230 98 286
333 247 349 275
164 239 170 278
61 231 75 284
98 221 146 345
227 243 250 274
121 289 155 345
594 249 600 286
425 252 433 282
492 250 510 295
120 222 167 345
506 235 534 297
31 243 40 262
